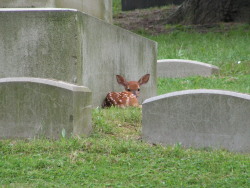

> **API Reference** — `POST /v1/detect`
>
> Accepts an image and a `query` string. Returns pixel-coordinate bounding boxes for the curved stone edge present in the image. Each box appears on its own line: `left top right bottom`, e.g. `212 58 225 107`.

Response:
142 89 250 153
0 77 92 139
143 89 250 105
0 77 91 92
157 59 220 78
157 59 219 69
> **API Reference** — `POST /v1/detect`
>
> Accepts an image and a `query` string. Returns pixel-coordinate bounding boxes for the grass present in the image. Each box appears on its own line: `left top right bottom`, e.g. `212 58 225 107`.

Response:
146 24 250 77
1 108 250 187
1 109 250 187
148 24 250 96
113 0 122 16
1 3 250 187
158 75 250 95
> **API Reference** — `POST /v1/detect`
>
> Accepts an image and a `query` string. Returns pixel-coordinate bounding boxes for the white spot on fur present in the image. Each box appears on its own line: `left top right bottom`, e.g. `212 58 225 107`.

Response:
126 97 129 106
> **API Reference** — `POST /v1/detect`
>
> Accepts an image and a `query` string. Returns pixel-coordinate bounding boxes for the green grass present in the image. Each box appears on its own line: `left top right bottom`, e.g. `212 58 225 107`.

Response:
113 0 122 16
146 25 250 77
1 108 250 187
158 75 250 95
1 3 250 187
148 24 250 96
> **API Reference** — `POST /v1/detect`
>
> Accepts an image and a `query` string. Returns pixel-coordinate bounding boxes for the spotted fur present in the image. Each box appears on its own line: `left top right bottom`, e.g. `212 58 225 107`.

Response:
102 74 150 108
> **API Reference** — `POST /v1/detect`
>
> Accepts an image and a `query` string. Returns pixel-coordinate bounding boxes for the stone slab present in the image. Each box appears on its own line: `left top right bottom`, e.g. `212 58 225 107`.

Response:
0 8 157 107
142 89 250 152
0 77 92 139
0 0 112 23
122 0 184 11
157 59 220 78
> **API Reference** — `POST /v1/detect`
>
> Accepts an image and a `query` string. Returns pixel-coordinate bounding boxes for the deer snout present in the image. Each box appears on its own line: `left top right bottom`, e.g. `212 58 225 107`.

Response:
132 90 140 98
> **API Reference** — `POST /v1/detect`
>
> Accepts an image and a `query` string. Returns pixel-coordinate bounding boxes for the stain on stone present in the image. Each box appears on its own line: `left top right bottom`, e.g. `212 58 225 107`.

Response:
69 115 74 122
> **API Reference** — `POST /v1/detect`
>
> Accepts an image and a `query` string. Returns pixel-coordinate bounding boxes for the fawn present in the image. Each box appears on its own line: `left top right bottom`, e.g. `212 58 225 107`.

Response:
102 74 150 108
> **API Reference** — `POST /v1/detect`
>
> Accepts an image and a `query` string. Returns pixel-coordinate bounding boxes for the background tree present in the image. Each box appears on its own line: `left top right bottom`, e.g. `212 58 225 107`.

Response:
167 0 250 25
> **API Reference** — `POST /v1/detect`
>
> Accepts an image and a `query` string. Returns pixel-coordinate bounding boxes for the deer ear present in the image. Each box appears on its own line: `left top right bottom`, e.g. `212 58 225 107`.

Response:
138 74 150 85
116 75 128 87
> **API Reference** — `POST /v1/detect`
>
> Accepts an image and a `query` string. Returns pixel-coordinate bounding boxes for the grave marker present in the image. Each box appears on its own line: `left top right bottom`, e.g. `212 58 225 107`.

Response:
142 89 250 152
157 59 219 78
0 77 92 139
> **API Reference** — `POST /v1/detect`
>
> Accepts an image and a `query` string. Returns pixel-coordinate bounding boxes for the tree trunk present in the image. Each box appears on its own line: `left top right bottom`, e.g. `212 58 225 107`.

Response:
167 0 250 25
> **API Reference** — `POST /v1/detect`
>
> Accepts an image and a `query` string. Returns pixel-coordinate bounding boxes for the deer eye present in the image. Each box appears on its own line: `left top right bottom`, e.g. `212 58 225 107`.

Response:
127 89 131 91
138 89 140 91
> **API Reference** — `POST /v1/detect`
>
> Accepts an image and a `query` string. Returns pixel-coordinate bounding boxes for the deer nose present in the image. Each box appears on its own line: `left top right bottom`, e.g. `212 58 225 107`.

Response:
132 91 139 98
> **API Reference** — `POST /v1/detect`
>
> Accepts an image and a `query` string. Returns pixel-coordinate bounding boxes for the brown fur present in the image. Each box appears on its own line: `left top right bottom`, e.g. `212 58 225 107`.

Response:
102 74 150 108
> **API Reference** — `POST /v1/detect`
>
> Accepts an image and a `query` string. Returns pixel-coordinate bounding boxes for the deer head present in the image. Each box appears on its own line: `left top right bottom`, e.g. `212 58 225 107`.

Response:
116 74 150 98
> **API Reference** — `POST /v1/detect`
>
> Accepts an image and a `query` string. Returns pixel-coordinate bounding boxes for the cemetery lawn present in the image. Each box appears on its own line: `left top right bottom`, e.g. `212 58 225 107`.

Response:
0 107 249 187
1 30 250 186
1 5 250 187
150 24 250 95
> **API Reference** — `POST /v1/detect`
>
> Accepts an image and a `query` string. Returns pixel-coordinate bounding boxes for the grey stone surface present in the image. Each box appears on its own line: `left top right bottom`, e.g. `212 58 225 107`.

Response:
157 59 220 78
142 89 250 152
0 77 92 139
0 8 157 107
0 0 113 23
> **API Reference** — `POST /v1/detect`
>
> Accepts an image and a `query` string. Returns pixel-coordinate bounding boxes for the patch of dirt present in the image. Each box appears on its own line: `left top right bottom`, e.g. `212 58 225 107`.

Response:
113 6 177 35
113 6 247 35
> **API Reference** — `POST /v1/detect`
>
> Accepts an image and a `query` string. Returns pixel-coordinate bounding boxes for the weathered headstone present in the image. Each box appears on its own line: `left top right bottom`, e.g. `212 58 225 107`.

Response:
157 59 219 78
0 77 92 139
0 0 113 23
142 89 250 152
0 8 157 107
122 0 184 11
